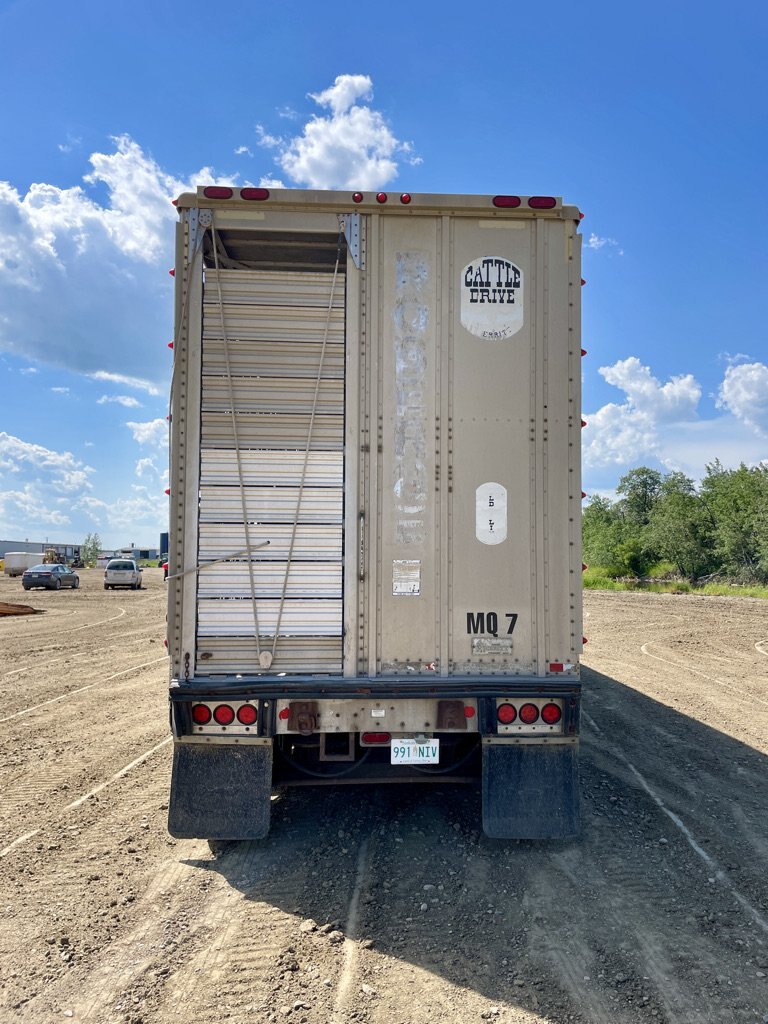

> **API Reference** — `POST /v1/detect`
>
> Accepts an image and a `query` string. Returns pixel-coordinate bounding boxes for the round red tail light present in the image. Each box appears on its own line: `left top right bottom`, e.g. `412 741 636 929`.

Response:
352 192 364 203
376 192 388 204
464 705 476 718
240 187 270 201
519 703 539 724
492 195 522 208
541 702 562 725
400 193 412 204
203 186 233 200
497 703 516 724
191 704 212 725
237 704 258 725
278 708 290 720
213 704 235 725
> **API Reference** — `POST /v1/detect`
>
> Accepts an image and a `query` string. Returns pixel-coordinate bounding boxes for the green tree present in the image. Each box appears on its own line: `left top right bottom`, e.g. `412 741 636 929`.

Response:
616 467 663 526
582 496 650 576
700 461 768 582
646 473 714 581
82 533 102 566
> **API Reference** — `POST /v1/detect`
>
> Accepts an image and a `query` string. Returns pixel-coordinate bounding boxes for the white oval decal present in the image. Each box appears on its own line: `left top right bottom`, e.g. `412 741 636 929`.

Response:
476 483 507 545
461 257 523 340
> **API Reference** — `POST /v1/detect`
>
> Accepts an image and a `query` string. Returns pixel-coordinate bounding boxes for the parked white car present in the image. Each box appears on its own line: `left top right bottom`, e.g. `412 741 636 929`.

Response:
104 558 143 590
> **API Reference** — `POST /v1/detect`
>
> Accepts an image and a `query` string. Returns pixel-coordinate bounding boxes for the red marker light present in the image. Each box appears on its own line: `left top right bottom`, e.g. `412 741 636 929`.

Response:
582 563 588 571
352 192 364 203
167 342 174 349
203 186 233 200
583 636 589 645
581 419 587 427
362 732 391 744
171 199 178 207
579 212 585 220
581 278 587 286
213 704 235 725
169 269 175 277
549 663 564 673
464 706 476 718
541 703 562 725
400 193 412 205
237 704 258 725
528 196 557 209
581 348 587 356
581 491 587 499
376 192 388 203
192 704 212 725
240 187 270 201
492 195 521 208
519 703 539 724
497 703 516 724
164 488 170 495
278 708 290 720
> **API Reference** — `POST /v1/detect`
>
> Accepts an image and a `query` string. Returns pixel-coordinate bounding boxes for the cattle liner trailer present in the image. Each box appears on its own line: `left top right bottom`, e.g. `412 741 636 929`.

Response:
167 186 583 840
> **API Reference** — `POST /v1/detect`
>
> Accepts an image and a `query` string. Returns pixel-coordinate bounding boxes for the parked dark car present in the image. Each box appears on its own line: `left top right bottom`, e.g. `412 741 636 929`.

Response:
22 564 80 591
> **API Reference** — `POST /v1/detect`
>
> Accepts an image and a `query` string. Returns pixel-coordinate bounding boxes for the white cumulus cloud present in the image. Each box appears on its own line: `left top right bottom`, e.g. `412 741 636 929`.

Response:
584 358 701 468
716 362 768 436
126 418 168 447
97 394 141 408
0 136 233 382
0 432 94 491
258 74 419 190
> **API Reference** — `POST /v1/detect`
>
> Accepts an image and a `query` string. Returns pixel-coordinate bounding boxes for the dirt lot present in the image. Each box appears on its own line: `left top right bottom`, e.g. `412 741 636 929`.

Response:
0 570 766 1024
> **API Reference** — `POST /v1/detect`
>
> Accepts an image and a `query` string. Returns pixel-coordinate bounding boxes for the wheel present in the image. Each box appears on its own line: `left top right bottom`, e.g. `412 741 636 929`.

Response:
23 585 31 591
104 584 110 590
132 582 138 590
53 579 62 590
73 578 80 589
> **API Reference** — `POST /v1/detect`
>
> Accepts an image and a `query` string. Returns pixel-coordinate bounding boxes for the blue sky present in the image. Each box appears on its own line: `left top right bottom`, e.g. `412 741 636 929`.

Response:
1 0 766 547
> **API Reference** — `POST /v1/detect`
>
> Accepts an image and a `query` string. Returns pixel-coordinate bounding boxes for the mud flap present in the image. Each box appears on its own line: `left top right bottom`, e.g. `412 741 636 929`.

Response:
168 742 273 840
482 742 580 839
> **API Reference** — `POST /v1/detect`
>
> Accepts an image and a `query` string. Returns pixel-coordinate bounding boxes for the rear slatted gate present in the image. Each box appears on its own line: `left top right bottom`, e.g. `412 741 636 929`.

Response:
196 268 345 676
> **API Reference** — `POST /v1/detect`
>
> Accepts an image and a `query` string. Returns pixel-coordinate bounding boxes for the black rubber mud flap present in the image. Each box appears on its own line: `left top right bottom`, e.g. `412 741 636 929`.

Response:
168 742 273 840
482 742 580 839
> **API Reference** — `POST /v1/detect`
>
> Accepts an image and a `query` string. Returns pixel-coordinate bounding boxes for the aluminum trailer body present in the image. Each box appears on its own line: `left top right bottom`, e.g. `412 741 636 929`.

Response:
166 186 583 840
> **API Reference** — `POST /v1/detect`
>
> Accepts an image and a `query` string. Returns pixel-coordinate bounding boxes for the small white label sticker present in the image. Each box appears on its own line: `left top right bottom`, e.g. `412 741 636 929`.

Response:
461 257 524 340
476 483 507 545
393 559 421 595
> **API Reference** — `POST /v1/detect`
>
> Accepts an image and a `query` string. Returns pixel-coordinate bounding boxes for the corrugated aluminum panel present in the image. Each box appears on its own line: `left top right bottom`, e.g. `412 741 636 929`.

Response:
200 450 343 487
202 338 344 379
198 599 342 636
201 412 344 450
199 486 342 524
205 269 345 309
198 523 343 561
202 306 344 344
202 376 343 415
198 562 342 598
197 265 345 676
195 636 342 675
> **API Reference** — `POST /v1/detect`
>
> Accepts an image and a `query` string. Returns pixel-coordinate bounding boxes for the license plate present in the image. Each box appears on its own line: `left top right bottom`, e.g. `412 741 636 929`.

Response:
391 739 440 765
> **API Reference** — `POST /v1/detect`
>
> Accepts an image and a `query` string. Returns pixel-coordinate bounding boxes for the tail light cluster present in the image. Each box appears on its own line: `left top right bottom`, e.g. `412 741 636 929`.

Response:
190 701 258 731
495 699 564 733
197 186 559 211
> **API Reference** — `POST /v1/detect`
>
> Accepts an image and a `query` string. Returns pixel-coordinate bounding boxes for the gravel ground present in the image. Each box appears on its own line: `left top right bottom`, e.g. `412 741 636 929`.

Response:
1 571 767 1024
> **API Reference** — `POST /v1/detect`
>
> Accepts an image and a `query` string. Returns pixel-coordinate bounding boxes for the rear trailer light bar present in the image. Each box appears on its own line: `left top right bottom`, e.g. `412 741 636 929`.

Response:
188 700 260 735
495 698 565 735
190 187 566 213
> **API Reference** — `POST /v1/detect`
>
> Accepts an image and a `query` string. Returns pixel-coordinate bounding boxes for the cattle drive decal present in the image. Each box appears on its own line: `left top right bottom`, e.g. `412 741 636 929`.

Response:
460 256 524 340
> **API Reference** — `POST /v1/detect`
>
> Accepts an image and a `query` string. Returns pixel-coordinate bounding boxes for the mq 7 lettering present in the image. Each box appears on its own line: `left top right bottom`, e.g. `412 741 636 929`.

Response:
466 612 518 637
